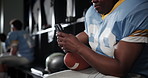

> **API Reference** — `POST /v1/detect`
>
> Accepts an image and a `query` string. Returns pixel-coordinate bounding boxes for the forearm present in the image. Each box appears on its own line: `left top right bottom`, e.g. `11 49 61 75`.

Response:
9 40 18 55
10 47 17 55
76 41 144 77
76 32 89 45
77 44 124 76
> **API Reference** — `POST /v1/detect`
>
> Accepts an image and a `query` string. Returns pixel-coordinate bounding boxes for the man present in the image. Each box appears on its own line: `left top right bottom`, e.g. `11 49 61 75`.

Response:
0 19 35 78
45 0 148 78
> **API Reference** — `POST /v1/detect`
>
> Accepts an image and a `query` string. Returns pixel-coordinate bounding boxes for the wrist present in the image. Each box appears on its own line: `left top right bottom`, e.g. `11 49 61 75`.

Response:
76 43 87 55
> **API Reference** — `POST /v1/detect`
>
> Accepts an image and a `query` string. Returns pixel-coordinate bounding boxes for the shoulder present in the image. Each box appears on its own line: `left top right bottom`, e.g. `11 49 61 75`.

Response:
114 0 147 18
85 6 99 18
7 31 16 36
115 0 148 28
125 0 148 28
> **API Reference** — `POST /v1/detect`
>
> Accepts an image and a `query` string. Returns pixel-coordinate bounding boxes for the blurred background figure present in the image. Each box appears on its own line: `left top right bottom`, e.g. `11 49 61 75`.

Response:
0 19 35 78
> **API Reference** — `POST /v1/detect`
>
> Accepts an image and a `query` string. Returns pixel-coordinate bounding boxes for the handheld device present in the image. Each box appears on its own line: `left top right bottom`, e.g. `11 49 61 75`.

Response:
55 24 64 32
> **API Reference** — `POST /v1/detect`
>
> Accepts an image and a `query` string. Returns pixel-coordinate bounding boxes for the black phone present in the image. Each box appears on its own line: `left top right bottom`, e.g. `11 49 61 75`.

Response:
55 24 64 32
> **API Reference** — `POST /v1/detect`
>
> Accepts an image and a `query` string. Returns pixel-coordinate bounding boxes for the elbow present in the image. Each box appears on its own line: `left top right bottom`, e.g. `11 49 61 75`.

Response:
108 69 128 77
108 72 125 77
98 67 128 77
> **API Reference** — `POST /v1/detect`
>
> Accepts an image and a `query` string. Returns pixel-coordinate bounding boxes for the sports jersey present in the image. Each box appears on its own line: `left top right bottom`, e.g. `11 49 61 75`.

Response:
6 30 34 61
85 0 148 76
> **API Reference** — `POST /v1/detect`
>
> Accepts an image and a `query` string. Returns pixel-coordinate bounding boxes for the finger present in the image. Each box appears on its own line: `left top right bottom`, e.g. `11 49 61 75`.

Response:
57 32 68 37
61 46 67 51
57 36 65 43
62 47 71 53
57 41 64 47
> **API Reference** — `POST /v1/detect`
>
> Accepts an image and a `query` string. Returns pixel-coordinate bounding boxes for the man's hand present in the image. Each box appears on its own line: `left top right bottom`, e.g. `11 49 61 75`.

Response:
56 32 83 53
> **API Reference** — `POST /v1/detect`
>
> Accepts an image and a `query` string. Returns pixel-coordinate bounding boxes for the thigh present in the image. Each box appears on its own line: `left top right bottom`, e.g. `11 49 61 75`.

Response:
44 68 94 78
0 55 30 66
43 68 119 78
91 73 119 78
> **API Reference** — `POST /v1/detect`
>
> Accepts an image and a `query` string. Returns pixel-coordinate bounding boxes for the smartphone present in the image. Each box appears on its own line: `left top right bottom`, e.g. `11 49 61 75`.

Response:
55 24 64 32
